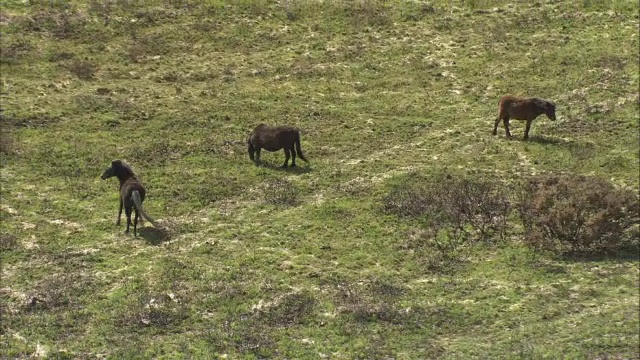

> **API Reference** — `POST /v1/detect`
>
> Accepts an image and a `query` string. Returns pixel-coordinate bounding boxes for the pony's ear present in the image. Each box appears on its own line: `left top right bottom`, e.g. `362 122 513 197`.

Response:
111 160 122 168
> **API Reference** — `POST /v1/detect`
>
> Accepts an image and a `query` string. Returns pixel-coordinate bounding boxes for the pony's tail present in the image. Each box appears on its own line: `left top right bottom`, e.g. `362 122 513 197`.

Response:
131 190 162 229
294 132 308 163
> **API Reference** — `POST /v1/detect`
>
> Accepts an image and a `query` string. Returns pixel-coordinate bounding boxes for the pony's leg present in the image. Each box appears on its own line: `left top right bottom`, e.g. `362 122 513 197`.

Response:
493 116 501 135
524 120 532 140
133 210 139 237
116 198 123 225
282 148 291 168
503 118 512 139
125 207 132 233
255 148 262 165
290 145 297 167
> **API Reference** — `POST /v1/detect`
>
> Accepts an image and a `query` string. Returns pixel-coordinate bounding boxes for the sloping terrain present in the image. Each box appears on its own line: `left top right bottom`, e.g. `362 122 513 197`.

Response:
1 1 638 358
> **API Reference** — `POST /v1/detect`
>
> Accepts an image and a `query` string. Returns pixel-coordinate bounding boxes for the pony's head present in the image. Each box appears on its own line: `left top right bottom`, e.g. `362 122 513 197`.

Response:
247 138 256 161
101 160 134 180
544 100 556 121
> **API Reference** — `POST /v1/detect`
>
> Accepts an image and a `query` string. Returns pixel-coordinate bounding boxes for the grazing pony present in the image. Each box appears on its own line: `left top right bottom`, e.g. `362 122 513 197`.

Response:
493 95 556 140
247 124 308 167
101 160 161 236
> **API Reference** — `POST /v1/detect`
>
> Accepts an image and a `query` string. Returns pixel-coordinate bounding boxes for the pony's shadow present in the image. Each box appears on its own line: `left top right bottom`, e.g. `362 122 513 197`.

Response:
256 162 312 174
525 135 566 145
138 226 171 246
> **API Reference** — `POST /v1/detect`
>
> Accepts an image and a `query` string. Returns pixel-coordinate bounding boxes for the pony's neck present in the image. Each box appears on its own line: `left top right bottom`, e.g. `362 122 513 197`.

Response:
115 171 136 187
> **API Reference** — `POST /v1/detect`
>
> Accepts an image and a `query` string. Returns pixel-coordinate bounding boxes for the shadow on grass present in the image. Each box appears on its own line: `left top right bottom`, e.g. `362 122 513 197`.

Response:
139 226 171 246
255 161 312 174
559 245 639 263
525 135 567 145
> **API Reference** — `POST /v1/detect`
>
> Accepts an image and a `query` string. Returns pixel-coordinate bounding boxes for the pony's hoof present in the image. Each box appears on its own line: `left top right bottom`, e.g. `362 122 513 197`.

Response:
290 164 297 168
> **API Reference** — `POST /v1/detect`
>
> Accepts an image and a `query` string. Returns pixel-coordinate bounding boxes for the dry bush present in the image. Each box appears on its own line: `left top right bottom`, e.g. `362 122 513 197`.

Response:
48 51 75 62
0 37 33 65
25 273 94 312
383 173 432 218
334 280 410 325
344 0 392 28
116 292 188 332
127 33 171 62
385 172 512 270
384 172 511 241
253 291 316 327
65 59 98 80
517 174 639 256
20 9 89 39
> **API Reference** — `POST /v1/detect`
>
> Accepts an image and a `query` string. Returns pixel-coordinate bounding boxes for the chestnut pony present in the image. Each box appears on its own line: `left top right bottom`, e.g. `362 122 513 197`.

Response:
101 160 161 236
493 95 556 140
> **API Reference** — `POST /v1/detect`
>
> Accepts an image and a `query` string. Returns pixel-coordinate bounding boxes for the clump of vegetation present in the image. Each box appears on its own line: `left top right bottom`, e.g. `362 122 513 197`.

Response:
66 59 98 80
385 172 511 270
0 37 33 65
127 33 172 63
0 232 18 251
0 131 15 156
335 279 408 324
517 174 639 256
20 8 89 39
263 178 299 207
254 291 316 327
117 292 188 332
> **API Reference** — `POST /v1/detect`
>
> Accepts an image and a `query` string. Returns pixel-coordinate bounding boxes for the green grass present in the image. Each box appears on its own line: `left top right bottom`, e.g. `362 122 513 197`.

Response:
1 0 638 358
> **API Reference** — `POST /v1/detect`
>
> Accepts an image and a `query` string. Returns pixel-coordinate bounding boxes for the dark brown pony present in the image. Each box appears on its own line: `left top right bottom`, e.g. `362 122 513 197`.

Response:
101 160 161 236
247 124 308 167
493 95 556 140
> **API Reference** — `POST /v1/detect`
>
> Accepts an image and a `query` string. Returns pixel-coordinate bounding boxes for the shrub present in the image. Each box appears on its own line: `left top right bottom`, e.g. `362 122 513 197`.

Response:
254 291 316 327
66 59 98 80
384 172 511 242
0 38 33 65
384 172 512 270
517 174 639 256
21 9 89 39
127 33 171 63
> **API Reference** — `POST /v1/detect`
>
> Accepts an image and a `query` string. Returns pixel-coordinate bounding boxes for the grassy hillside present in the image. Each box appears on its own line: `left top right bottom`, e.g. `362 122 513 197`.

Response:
1 0 638 358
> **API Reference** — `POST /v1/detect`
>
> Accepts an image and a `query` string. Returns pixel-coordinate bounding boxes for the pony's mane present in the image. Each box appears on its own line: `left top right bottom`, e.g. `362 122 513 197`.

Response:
114 160 136 177
533 98 549 109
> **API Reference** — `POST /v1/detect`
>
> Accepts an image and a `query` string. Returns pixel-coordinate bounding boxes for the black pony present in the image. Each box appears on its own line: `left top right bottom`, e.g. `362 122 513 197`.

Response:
247 124 308 167
101 160 161 236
